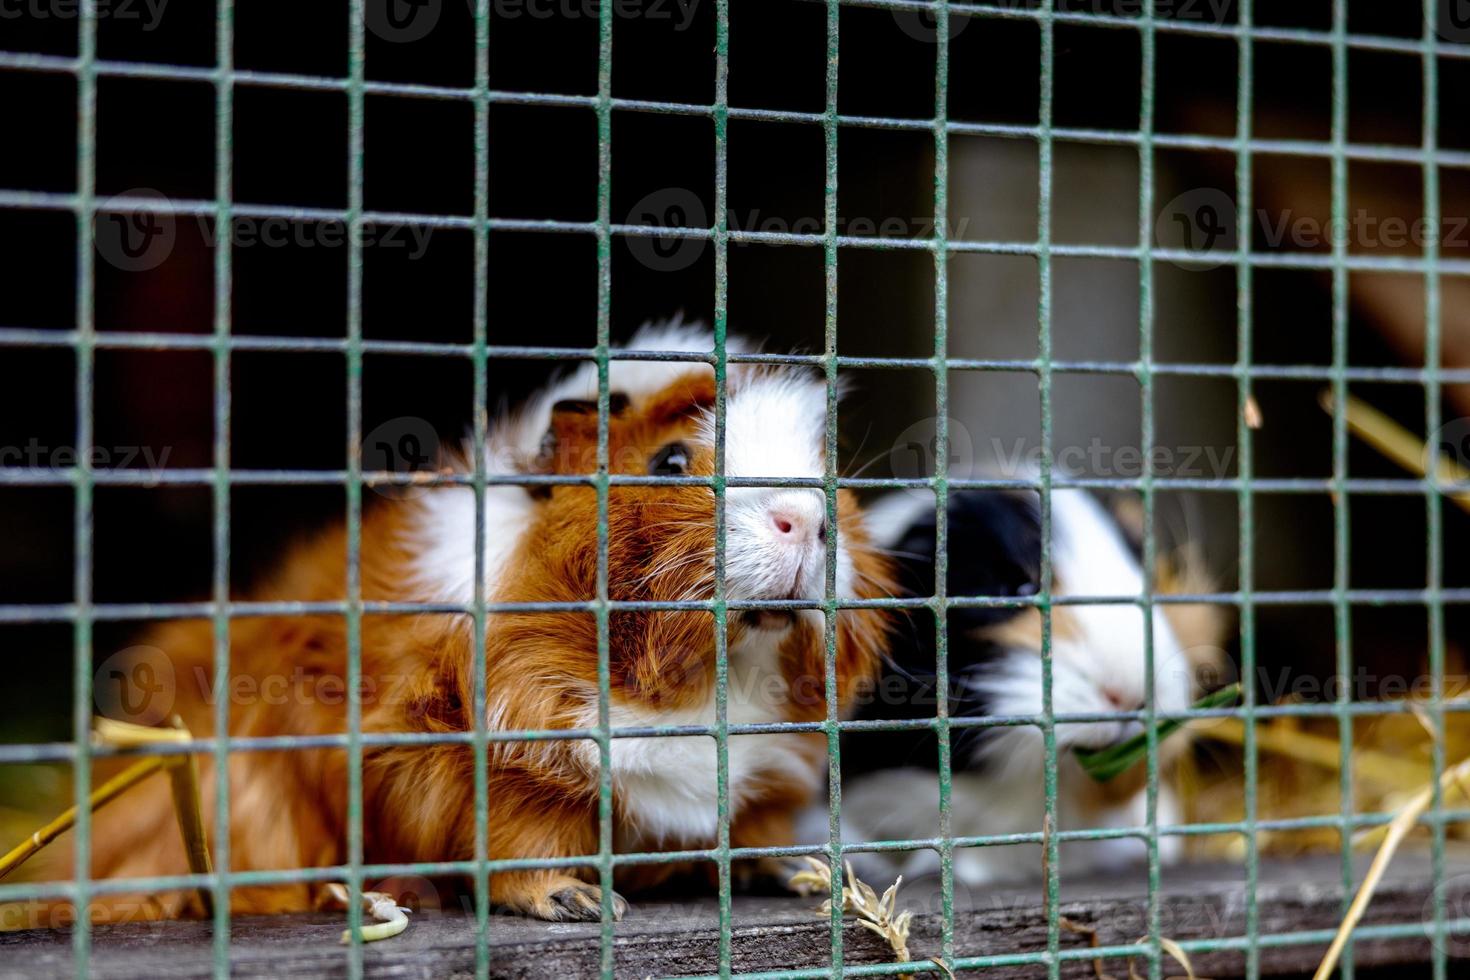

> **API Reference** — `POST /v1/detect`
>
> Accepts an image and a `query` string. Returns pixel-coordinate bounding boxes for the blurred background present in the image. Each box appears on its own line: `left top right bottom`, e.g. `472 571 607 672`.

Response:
1 0 1469 883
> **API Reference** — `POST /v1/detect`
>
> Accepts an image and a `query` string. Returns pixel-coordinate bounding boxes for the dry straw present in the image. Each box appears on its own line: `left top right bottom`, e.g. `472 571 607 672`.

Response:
789 857 915 975
0 716 213 916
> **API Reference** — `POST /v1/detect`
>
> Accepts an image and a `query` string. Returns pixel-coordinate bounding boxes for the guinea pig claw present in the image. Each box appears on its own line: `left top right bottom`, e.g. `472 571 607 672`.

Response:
548 882 627 922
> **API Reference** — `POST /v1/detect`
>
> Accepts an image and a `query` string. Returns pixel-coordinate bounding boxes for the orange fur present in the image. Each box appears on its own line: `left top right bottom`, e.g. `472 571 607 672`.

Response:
41 371 892 924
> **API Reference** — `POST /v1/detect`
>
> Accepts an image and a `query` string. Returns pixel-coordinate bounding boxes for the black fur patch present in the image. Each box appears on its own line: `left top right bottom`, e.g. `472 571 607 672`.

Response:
845 491 1043 776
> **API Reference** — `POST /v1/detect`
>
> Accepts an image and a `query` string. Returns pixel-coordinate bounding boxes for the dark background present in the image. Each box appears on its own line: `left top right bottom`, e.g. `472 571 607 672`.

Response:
1 0 1468 763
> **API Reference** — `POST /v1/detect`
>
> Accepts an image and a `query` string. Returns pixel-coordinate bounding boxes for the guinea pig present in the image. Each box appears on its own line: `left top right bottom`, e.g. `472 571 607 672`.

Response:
54 322 893 924
831 485 1228 886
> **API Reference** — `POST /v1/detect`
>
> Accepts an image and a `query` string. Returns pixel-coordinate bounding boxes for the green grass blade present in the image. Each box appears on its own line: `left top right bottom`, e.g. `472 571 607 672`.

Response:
1074 683 1243 783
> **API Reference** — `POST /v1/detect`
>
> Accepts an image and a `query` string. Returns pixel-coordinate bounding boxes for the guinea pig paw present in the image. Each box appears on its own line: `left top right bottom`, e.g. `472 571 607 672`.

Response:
543 880 628 922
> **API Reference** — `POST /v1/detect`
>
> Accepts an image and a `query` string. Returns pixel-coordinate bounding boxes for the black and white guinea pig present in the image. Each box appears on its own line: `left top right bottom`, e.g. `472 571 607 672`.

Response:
830 486 1229 885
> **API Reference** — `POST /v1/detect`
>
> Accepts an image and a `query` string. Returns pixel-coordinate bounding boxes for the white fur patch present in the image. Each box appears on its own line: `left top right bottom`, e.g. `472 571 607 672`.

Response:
408 486 536 604
572 637 819 845
834 763 1182 886
833 484 1196 882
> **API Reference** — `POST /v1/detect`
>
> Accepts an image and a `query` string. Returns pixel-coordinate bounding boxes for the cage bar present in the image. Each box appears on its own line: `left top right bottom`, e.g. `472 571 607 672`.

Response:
0 1 1463 977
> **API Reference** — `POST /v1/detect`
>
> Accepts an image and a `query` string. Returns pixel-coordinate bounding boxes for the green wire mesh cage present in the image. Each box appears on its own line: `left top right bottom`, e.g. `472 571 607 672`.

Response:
1 1 1469 978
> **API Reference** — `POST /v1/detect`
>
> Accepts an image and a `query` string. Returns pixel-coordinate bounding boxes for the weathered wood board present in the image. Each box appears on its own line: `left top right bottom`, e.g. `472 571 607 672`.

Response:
1 855 1461 978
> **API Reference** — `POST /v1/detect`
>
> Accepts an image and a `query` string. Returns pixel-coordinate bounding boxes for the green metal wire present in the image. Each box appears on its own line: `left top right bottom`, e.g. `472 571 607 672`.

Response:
1234 3 1261 978
1138 3 1162 976
69 0 97 975
1422 0 1449 977
821 3 844 976
342 0 368 969
2 2 1465 977
712 4 734 976
1329 5 1355 979
210 3 235 977
930 1 956 975
470 0 493 976
1035 1 1061 976
594 0 616 973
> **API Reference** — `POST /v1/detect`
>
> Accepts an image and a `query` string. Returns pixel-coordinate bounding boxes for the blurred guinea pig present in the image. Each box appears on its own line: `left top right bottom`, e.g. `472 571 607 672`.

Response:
64 322 893 924
831 486 1229 885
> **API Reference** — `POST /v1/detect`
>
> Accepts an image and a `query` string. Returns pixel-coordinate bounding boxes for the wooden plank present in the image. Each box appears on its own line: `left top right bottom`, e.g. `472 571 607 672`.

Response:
0 855 1458 978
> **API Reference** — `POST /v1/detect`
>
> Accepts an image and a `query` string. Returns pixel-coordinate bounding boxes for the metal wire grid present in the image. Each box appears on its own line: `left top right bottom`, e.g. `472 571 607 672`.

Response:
0 0 1468 978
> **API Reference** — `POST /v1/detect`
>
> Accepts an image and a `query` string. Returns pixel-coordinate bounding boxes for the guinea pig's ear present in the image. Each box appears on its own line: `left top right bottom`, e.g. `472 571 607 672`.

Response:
641 374 717 427
532 393 631 475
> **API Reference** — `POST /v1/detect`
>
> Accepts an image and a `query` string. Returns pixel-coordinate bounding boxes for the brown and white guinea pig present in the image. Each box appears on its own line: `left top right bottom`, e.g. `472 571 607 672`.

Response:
827 485 1228 885
46 322 892 925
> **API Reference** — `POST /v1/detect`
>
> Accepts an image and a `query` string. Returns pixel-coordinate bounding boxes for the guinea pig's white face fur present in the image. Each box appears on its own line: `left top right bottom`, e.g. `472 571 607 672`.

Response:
968 488 1196 776
697 369 855 613
420 318 855 617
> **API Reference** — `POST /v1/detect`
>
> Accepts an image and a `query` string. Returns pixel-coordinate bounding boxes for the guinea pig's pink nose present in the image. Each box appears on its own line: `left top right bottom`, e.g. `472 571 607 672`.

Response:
1102 685 1143 712
767 496 827 545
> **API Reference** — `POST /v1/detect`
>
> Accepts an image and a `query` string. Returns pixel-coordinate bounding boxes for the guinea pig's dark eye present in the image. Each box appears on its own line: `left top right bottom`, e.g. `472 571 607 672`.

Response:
648 441 690 476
